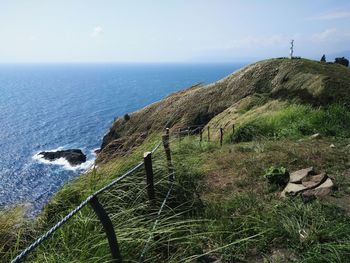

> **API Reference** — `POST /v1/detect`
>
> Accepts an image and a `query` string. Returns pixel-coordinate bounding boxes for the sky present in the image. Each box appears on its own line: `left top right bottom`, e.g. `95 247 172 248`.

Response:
0 0 349 63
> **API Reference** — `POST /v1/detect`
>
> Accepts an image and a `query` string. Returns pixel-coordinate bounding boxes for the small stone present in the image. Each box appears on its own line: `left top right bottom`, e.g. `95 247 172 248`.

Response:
330 144 336 148
289 167 314 183
310 133 322 139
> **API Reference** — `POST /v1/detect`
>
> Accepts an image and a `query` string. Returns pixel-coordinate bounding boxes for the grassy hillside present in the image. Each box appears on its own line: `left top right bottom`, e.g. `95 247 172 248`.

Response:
2 58 350 262
98 58 350 164
3 131 350 262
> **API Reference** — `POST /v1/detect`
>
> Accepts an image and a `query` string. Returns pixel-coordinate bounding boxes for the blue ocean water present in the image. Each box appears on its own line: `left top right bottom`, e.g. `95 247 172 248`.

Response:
0 63 245 214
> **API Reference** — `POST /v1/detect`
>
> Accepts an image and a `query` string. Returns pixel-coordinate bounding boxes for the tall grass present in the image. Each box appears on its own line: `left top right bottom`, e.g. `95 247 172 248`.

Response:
3 126 350 262
230 104 350 143
171 138 350 262
4 138 205 263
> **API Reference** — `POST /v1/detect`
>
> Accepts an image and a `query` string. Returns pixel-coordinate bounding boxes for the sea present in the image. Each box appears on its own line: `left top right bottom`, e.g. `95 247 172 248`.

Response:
0 63 245 215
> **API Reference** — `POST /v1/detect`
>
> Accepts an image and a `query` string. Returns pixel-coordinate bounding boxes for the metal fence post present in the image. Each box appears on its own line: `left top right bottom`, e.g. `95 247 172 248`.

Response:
143 151 155 203
90 196 122 263
220 127 223 146
207 126 210 142
162 129 174 180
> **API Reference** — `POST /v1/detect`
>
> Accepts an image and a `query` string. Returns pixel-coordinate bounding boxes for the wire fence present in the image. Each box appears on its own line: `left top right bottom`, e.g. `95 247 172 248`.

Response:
10 123 231 263
10 129 177 263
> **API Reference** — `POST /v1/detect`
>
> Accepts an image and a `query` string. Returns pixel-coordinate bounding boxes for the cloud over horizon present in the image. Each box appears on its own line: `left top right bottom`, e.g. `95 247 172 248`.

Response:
91 26 104 38
307 10 350 20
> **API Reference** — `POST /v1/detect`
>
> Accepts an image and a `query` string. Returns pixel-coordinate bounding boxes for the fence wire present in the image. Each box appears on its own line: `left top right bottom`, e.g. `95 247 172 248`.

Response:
11 124 210 263
10 139 163 263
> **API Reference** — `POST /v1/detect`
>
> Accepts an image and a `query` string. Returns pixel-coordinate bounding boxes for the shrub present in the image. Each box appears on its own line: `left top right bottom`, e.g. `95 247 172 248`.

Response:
231 122 263 143
334 57 349 67
124 113 130 121
263 166 289 186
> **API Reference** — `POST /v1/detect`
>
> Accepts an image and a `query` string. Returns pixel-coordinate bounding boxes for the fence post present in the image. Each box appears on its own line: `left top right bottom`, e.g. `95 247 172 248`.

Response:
143 151 155 203
199 129 203 143
162 129 174 180
220 127 223 146
232 124 235 134
207 126 210 142
90 196 122 263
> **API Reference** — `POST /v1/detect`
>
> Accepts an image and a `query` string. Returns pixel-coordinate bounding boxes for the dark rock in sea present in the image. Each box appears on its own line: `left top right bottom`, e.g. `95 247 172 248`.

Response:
39 149 86 166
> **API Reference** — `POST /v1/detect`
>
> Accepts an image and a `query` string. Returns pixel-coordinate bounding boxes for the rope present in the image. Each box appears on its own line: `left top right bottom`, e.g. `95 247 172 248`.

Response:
10 134 166 262
10 154 146 263
151 141 162 154
139 173 175 263
10 196 93 263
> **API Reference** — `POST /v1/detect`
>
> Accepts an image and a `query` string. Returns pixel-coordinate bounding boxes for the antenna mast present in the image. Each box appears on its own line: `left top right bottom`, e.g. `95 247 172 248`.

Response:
290 40 294 59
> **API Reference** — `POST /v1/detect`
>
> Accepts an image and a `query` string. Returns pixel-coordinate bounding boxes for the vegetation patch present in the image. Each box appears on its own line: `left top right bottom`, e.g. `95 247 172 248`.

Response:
263 166 289 186
230 103 350 142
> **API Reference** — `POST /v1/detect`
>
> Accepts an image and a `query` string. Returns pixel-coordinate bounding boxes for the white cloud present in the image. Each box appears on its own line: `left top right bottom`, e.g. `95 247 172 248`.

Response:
311 28 338 42
91 26 104 37
308 10 350 20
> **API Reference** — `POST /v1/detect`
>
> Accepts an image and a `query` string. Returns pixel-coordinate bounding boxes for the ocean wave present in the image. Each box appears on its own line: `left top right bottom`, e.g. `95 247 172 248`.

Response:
32 149 94 171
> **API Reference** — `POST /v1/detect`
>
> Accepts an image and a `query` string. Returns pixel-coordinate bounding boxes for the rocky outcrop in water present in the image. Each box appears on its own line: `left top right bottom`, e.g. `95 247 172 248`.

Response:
39 149 86 166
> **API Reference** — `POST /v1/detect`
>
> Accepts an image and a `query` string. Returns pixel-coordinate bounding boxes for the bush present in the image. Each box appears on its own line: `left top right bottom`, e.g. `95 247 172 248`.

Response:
263 166 289 186
124 113 130 121
231 122 263 143
334 57 349 67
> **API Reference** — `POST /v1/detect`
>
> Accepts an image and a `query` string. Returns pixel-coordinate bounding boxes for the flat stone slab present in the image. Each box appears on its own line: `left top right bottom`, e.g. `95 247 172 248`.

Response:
301 172 327 188
282 167 334 201
302 178 334 199
289 167 314 183
281 183 308 197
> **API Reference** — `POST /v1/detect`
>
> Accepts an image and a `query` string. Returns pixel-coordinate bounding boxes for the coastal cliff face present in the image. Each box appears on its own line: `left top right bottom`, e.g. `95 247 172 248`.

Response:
97 58 350 163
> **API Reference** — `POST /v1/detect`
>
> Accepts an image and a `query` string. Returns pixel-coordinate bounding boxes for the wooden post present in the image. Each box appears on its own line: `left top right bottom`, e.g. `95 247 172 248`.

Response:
207 126 210 142
90 196 122 263
162 131 174 181
143 151 155 202
199 129 203 143
232 124 235 134
220 127 223 146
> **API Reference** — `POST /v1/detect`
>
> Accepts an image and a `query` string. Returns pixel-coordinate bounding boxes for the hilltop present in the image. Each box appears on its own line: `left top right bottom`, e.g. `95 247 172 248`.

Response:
97 58 350 163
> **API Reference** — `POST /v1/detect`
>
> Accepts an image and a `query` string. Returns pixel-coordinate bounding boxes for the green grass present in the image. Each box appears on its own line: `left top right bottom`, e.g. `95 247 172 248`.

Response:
2 104 350 262
229 104 350 143
169 137 350 262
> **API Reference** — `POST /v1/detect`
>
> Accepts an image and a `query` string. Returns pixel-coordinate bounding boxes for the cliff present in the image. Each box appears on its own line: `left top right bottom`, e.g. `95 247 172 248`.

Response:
97 58 350 163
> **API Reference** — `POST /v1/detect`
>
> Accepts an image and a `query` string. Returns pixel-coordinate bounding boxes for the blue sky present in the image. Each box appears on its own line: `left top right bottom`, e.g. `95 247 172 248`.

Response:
0 0 349 63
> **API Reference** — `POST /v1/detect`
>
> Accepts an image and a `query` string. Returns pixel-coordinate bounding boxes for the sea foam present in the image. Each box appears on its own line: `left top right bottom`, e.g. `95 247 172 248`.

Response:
32 149 94 171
